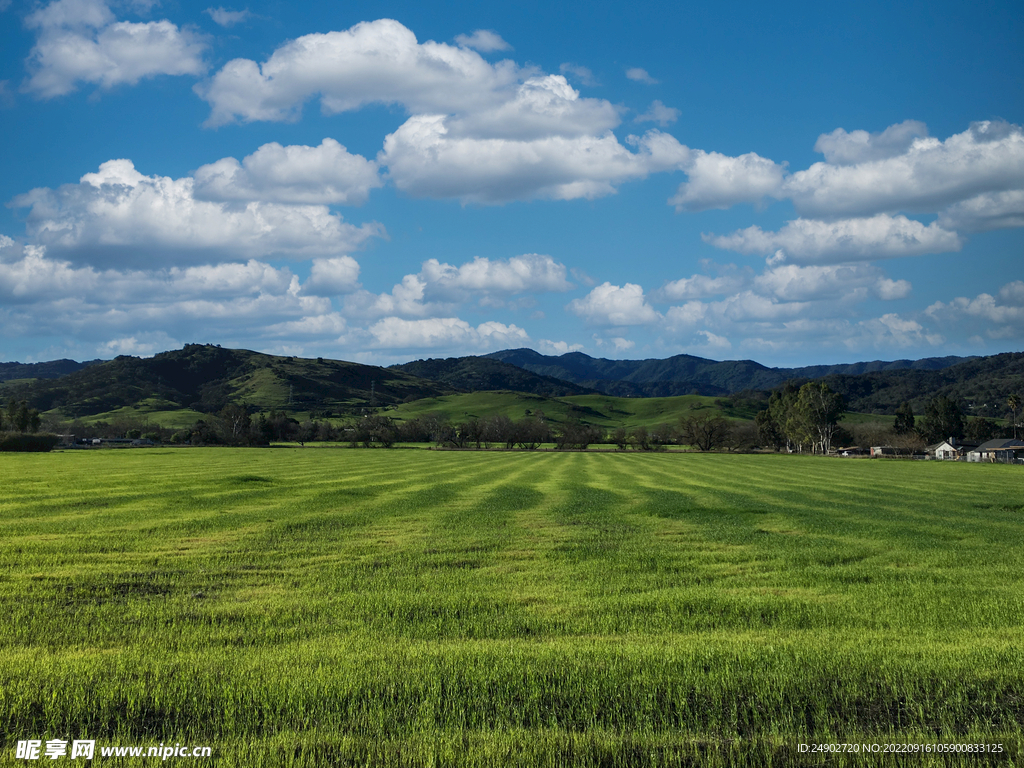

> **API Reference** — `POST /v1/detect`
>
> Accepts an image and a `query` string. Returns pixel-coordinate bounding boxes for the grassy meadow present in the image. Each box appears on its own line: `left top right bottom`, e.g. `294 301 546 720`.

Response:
1 449 1022 766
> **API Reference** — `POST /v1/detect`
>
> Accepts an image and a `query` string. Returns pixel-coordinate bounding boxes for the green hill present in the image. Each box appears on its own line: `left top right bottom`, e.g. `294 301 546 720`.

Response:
384 390 758 431
2 344 451 419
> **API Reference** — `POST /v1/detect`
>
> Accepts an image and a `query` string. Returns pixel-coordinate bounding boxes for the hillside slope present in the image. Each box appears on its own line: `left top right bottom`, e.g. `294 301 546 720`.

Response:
3 344 451 418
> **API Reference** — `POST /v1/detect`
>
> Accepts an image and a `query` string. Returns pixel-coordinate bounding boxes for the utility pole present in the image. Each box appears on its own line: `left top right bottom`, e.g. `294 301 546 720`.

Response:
370 380 376 407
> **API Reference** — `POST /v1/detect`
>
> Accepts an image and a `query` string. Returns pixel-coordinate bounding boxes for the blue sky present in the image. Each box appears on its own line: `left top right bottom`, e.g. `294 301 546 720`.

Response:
0 0 1021 367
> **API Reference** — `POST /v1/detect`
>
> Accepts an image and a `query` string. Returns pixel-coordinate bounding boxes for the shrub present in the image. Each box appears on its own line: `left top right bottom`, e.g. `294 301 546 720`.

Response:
0 433 60 452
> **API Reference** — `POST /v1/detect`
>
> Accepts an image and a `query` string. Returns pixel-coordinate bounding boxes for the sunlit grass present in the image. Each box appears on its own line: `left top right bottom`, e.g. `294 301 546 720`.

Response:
0 450 1021 766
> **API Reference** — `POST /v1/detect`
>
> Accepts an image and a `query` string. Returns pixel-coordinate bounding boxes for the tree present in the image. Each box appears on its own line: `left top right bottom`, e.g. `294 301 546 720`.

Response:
1008 394 1021 439
965 417 1000 443
553 419 598 450
219 403 251 444
796 382 845 454
919 396 965 444
893 401 916 435
766 384 802 451
755 408 785 451
351 414 397 448
679 413 732 451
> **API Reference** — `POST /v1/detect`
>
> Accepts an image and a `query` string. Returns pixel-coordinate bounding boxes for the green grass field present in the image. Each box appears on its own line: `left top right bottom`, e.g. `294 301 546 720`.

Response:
1 450 1022 766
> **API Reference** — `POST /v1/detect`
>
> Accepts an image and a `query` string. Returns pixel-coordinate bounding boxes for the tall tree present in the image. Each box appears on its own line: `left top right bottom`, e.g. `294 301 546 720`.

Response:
893 401 916 435
920 396 965 444
796 382 845 454
1008 394 1021 439
679 413 733 451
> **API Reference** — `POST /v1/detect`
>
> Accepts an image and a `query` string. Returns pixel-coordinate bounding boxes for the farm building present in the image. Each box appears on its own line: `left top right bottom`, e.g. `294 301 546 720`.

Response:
926 438 979 460
967 439 1024 463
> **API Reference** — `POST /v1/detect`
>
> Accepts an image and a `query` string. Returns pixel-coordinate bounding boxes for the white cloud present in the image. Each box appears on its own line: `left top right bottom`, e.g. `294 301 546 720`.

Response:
419 253 572 298
785 120 1024 219
610 337 635 351
454 29 511 52
196 18 520 126
704 214 962 264
368 316 528 349
345 253 571 319
559 63 597 87
204 7 249 27
381 118 687 203
625 67 657 84
263 313 348 339
537 339 583 355
860 313 944 348
23 0 207 98
659 272 747 301
753 263 911 302
670 149 786 211
813 120 929 165
926 284 1024 335
635 100 679 127
444 75 620 141
998 281 1024 305
937 189 1024 232
193 138 382 205
302 256 361 296
11 159 384 267
876 278 912 300
567 282 660 326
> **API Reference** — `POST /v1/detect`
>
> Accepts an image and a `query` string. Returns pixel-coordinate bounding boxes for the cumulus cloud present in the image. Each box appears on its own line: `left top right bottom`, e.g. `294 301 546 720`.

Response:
0 242 348 354
669 120 1024 253
345 253 571 319
659 272 748 301
454 29 511 52
925 282 1024 338
559 63 597 87
381 119 687 203
670 149 787 211
443 75 620 141
813 120 929 165
567 282 660 326
419 253 572 298
753 263 910 302
196 18 519 126
937 189 1024 232
204 7 249 27
625 67 657 84
537 339 583 355
193 138 382 205
23 0 207 98
11 159 384 266
704 214 962 264
786 120 1024 219
635 100 679 127
368 316 528 349
302 256 361 296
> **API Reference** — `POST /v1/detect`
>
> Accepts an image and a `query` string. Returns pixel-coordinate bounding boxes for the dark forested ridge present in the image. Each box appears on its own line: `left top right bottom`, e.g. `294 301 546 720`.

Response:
0 359 99 383
484 348 975 398
390 356 599 397
818 352 1024 417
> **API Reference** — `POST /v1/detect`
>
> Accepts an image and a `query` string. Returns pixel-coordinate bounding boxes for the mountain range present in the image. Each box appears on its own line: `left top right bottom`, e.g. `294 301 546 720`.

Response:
1 344 1020 422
